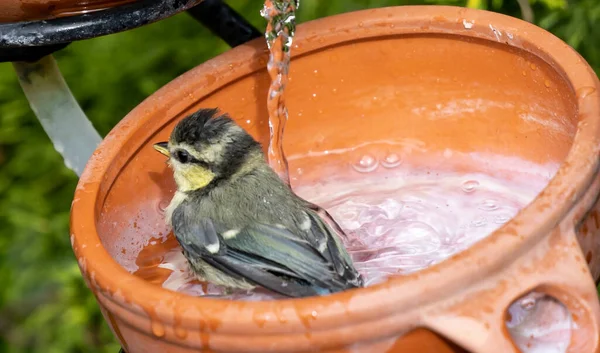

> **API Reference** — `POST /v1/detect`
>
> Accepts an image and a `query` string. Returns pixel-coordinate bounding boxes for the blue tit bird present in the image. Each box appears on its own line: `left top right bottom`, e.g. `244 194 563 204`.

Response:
153 108 363 297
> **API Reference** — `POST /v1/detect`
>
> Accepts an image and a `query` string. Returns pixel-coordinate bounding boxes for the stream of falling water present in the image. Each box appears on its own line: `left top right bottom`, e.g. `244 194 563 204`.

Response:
261 0 299 186
259 0 353 243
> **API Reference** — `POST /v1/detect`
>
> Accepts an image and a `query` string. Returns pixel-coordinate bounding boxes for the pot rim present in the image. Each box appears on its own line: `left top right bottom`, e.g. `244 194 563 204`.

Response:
71 5 600 335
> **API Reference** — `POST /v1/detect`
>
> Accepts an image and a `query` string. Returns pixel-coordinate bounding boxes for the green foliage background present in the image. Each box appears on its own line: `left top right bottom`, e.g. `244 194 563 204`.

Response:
0 0 598 352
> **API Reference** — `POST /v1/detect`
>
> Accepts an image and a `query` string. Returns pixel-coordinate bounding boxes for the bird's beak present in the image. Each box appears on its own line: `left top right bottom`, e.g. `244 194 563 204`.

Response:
153 142 170 157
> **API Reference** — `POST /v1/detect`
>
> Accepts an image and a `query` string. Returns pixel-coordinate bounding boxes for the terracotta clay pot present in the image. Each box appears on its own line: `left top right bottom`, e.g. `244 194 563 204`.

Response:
0 0 136 23
70 6 600 353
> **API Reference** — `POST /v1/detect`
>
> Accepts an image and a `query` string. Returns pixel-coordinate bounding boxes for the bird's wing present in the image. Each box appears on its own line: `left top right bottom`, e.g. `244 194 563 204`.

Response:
171 203 352 297
303 209 364 287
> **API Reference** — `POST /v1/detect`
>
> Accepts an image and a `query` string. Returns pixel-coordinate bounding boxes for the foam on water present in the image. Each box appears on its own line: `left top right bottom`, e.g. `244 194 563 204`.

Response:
149 170 544 295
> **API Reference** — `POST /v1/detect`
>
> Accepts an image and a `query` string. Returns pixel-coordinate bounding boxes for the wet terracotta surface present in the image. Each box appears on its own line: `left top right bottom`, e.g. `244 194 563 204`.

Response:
70 6 600 353
0 0 137 22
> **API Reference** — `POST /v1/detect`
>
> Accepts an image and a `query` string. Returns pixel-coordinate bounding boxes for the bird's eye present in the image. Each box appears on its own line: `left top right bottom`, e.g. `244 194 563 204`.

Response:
174 150 191 164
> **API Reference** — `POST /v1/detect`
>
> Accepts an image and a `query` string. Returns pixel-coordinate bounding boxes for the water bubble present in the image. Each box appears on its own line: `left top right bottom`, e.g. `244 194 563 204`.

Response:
381 154 402 168
470 217 487 227
494 214 511 224
311 311 318 318
157 200 169 215
461 180 479 193
312 93 317 98
352 155 378 173
479 199 499 211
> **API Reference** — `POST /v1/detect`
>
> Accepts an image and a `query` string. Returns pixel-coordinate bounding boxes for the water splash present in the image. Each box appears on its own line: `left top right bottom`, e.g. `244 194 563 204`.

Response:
261 0 300 185
137 170 544 295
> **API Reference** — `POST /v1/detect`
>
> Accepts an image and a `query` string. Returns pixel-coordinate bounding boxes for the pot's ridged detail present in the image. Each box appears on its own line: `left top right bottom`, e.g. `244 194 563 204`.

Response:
71 6 600 353
424 227 600 353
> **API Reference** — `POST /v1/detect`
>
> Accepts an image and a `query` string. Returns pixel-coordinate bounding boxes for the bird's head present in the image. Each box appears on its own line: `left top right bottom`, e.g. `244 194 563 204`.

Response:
153 108 262 192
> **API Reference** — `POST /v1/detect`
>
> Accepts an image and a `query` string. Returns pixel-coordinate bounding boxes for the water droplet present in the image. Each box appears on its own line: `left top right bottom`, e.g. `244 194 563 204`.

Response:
577 86 597 100
479 199 499 211
175 326 188 339
358 22 364 27
530 63 537 70
522 70 527 76
461 180 479 193
313 69 318 74
151 321 165 337
311 311 318 318
352 155 378 173
312 93 317 98
381 154 402 168
296 167 304 175
520 297 536 310
281 281 288 287
246 119 251 124
544 80 551 88
332 88 337 93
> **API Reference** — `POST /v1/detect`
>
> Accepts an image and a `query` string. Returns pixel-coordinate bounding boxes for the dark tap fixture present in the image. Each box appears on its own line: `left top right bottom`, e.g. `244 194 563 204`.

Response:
0 0 262 63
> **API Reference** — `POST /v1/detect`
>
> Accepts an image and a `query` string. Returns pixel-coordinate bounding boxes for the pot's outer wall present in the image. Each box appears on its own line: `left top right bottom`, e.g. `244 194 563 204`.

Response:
0 0 137 22
71 6 600 353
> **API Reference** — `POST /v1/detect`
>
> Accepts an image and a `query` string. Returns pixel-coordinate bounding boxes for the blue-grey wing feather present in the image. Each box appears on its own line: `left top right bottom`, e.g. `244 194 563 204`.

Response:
171 203 358 297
